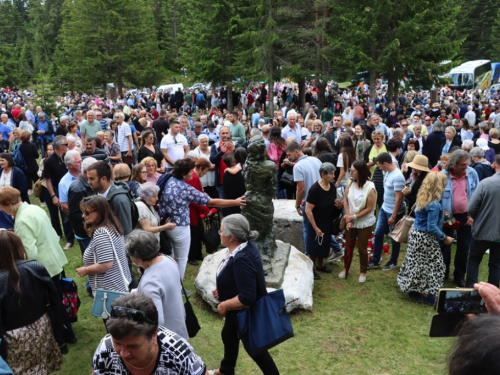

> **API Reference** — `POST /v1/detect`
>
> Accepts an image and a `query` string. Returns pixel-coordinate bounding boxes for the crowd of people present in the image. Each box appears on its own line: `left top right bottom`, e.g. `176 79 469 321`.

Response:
1 82 500 373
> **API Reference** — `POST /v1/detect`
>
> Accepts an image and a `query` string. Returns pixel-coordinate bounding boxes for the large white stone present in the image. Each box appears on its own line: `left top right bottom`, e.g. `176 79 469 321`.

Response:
280 243 314 312
273 200 304 251
194 241 314 312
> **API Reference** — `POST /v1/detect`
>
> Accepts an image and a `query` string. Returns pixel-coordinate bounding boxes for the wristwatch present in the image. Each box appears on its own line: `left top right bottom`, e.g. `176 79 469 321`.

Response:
51 194 56 198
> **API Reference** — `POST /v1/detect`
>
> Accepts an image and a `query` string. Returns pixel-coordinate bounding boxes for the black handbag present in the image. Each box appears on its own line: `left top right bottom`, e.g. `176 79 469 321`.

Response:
203 215 221 254
159 216 173 256
181 281 201 338
237 251 294 356
280 171 294 187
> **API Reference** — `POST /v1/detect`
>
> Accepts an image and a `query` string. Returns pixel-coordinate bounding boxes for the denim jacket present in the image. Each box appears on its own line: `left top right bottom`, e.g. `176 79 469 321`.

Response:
440 168 479 214
413 201 446 241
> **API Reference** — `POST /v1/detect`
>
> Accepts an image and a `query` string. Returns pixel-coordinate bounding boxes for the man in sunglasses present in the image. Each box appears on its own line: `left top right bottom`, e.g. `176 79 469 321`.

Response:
160 120 189 173
92 293 208 375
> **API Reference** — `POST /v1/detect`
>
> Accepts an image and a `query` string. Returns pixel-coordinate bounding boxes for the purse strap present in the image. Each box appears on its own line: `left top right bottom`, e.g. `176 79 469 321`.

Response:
408 203 416 217
102 227 129 291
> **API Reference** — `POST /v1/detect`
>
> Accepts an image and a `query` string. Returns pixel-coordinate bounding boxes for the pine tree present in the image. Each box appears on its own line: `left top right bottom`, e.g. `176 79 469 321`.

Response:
55 0 161 92
327 0 464 105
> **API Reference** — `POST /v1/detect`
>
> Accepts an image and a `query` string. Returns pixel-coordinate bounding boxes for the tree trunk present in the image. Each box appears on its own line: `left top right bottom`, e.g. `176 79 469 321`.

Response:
227 84 233 111
298 77 306 112
369 68 376 110
268 79 274 115
317 78 326 110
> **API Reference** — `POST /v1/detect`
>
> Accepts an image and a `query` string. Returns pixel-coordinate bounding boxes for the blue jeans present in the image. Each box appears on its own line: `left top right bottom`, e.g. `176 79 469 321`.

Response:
275 170 287 199
216 185 225 199
301 206 311 255
330 236 342 253
372 208 402 265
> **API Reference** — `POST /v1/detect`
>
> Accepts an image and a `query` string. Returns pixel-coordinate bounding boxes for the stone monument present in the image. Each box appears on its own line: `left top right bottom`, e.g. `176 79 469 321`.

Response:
194 136 314 312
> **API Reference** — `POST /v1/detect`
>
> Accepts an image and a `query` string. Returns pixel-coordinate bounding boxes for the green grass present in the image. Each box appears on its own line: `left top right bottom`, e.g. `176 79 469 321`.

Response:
36 194 487 374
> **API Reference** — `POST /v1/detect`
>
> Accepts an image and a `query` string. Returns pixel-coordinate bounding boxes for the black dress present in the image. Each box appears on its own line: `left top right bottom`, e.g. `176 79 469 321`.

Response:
305 182 339 258
222 169 245 216
138 145 164 168
19 141 39 185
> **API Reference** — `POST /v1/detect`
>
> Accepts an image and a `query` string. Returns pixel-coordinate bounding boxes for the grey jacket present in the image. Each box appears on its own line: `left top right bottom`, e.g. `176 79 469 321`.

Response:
468 172 500 241
107 181 133 235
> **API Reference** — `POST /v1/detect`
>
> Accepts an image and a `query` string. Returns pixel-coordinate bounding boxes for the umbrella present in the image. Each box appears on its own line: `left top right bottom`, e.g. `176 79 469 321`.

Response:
344 238 356 278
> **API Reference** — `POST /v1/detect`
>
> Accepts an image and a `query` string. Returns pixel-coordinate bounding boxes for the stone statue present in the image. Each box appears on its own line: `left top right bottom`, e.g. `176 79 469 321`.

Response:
242 135 277 264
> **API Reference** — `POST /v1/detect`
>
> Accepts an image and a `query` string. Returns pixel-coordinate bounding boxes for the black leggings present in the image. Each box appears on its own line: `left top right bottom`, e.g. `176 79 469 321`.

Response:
219 312 279 375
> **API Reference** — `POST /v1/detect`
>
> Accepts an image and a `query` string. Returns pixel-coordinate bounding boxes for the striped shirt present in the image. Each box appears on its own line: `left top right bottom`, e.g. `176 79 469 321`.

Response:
117 123 132 152
83 226 131 294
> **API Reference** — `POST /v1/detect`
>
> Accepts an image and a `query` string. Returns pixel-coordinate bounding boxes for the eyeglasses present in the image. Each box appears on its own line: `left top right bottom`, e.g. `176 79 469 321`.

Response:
349 168 356 173
110 306 156 325
173 137 178 145
141 171 148 174
425 119 431 122
82 209 95 216
61 143 69 146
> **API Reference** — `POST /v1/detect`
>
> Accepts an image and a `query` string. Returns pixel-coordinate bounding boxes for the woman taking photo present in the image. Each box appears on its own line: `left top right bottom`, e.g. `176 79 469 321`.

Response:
305 162 343 280
0 230 63 373
135 183 176 243
158 158 246 280
397 172 454 305
75 195 131 295
103 130 122 167
193 134 216 198
341 160 377 282
211 214 280 375
125 230 188 339
336 134 356 188
138 129 166 172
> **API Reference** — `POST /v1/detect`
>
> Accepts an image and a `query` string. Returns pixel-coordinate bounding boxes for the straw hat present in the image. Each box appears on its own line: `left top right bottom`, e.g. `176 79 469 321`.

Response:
432 102 441 108
406 154 430 172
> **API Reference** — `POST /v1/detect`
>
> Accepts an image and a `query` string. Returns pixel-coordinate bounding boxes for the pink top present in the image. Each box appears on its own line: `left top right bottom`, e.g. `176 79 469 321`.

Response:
146 172 161 184
450 173 468 214
267 143 285 170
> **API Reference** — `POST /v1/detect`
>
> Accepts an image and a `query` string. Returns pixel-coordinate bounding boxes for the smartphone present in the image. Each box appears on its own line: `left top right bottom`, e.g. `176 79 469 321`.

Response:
436 288 486 314
311 131 316 135
301 135 307 141
226 136 232 142
429 313 466 337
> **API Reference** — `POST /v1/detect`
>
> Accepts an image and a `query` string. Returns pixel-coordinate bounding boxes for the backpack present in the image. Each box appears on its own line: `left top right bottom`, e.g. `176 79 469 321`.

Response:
12 144 27 173
127 190 140 229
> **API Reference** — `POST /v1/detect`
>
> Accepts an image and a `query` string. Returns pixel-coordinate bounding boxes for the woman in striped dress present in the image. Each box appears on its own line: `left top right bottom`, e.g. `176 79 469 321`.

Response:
75 196 131 295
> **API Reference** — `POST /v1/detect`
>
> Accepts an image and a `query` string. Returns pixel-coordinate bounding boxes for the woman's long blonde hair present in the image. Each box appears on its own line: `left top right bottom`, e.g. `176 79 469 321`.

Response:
416 172 447 210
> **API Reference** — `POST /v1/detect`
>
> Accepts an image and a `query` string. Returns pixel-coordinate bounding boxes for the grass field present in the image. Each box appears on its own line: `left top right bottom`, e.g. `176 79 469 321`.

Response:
39 197 487 374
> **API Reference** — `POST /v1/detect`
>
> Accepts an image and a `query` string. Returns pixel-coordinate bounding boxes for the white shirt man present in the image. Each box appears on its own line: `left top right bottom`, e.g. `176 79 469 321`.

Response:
465 105 476 127
115 113 132 155
161 121 189 169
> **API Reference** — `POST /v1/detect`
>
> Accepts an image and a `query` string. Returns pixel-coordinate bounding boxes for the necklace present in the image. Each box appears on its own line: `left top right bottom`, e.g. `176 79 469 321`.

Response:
126 342 158 371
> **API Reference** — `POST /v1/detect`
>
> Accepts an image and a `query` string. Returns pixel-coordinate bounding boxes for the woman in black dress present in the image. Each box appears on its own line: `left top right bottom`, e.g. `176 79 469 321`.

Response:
221 152 245 217
305 162 343 280
138 128 166 172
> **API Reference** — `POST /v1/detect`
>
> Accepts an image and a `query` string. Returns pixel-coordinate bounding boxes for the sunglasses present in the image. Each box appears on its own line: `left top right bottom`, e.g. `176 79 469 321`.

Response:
82 209 95 216
110 306 156 325
61 143 69 146
173 137 178 145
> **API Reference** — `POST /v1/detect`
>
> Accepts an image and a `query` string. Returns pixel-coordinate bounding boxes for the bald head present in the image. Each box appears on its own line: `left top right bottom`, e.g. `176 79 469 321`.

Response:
261 125 270 137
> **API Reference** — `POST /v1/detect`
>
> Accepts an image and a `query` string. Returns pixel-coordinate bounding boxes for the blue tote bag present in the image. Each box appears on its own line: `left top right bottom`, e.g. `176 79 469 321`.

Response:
237 252 294 356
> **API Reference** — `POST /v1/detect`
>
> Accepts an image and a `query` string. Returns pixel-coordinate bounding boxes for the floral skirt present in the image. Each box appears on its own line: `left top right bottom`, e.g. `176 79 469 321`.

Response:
397 227 446 296
4 313 62 375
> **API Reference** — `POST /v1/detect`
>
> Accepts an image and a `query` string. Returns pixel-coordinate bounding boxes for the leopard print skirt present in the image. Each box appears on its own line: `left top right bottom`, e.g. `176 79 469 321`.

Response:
397 227 446 296
4 313 62 374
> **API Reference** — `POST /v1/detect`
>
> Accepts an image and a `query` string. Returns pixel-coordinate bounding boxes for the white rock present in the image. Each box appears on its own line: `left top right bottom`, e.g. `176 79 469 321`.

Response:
194 242 314 313
281 245 314 312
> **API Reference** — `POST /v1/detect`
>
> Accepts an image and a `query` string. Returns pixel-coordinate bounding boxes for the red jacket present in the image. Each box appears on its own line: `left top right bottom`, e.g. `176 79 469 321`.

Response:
186 171 210 226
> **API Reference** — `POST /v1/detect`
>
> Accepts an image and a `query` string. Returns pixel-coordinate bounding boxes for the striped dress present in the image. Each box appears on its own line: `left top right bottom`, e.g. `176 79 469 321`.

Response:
83 226 131 295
